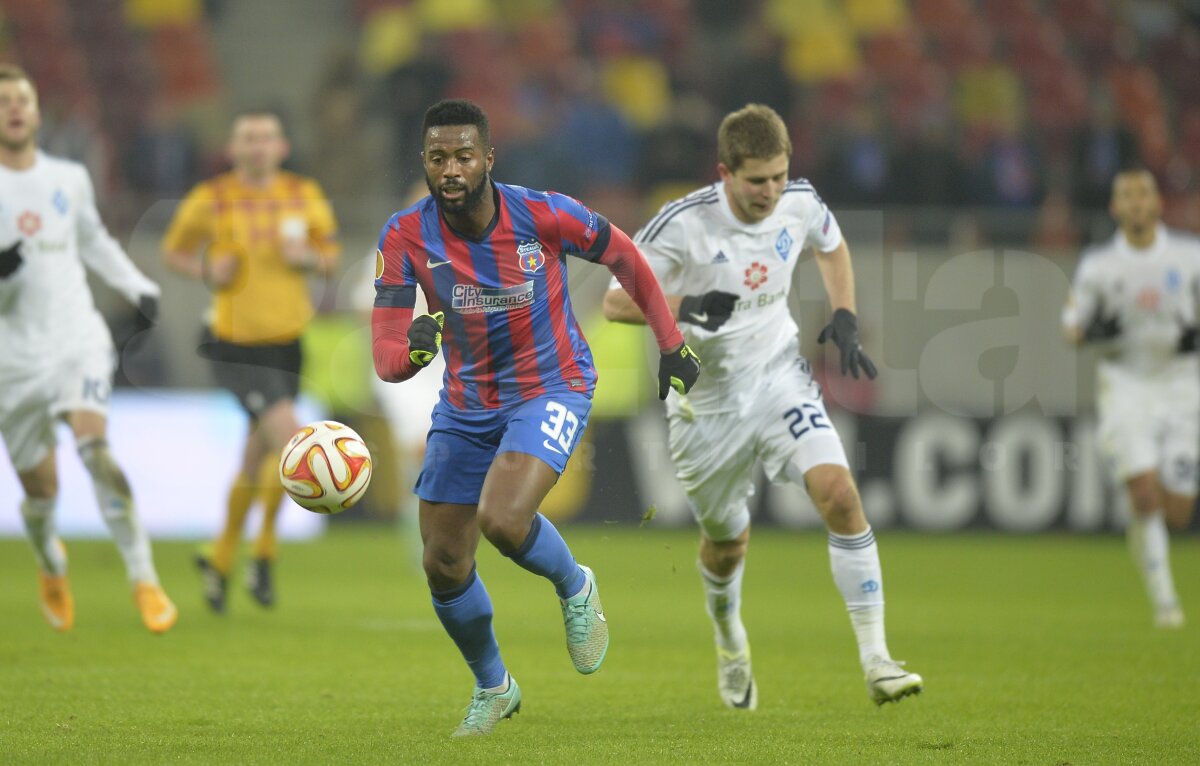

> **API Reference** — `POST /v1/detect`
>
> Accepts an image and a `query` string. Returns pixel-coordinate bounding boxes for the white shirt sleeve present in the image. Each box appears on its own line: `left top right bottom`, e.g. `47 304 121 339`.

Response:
608 213 687 294
803 193 843 253
1063 253 1101 332
75 165 160 304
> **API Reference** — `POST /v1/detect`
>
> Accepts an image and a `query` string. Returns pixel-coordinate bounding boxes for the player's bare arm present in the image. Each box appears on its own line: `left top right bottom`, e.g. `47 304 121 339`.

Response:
814 238 856 313
279 207 339 277
602 287 681 325
159 210 205 278
1060 293 1096 347
1061 293 1085 347
164 246 238 288
279 237 336 277
604 287 741 333
814 238 877 379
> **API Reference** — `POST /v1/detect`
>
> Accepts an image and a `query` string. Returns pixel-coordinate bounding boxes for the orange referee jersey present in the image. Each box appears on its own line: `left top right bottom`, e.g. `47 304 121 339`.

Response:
162 171 340 345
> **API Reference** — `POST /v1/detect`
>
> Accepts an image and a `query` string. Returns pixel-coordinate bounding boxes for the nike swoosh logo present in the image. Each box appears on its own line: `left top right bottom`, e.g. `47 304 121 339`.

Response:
542 439 563 455
689 311 709 324
595 609 606 623
732 679 754 709
427 259 452 269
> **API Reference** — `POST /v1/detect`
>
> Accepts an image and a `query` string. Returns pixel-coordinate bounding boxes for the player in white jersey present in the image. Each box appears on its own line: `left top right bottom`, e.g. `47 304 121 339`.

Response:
0 65 177 634
603 104 921 708
1063 168 1198 629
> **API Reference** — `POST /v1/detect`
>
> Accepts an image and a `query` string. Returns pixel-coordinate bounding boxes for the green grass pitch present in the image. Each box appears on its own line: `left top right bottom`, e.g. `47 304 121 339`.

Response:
0 526 1196 764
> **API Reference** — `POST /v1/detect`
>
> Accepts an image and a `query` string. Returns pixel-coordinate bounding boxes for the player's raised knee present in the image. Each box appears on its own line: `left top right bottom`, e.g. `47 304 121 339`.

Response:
78 439 131 497
476 507 527 554
702 533 748 575
1126 473 1162 517
808 468 863 529
21 475 57 500
422 548 474 592
18 459 58 500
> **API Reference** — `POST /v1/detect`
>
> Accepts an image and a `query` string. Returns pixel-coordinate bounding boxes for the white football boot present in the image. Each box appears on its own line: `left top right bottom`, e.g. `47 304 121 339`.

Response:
864 656 923 705
717 647 757 710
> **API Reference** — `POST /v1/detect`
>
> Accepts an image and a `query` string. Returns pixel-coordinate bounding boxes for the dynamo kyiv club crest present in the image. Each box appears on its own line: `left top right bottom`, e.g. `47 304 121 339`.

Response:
775 228 793 261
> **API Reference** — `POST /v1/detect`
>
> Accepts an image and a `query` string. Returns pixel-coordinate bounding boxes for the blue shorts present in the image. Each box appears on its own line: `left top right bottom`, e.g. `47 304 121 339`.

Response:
415 390 592 505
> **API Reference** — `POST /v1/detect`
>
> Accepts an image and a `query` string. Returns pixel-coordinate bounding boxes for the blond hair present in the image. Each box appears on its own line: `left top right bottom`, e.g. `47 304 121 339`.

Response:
718 104 791 173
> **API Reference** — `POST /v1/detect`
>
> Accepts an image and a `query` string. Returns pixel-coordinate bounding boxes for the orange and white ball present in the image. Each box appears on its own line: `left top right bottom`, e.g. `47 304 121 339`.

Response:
278 421 372 514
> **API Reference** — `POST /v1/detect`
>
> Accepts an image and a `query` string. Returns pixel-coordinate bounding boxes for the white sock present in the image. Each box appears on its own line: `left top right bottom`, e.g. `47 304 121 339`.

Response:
21 497 67 575
1126 511 1179 611
698 560 748 654
484 672 510 694
79 439 158 585
569 571 589 600
828 527 891 666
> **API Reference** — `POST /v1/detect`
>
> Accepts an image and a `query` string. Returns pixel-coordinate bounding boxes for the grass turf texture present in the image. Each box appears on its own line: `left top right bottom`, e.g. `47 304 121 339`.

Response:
0 527 1196 764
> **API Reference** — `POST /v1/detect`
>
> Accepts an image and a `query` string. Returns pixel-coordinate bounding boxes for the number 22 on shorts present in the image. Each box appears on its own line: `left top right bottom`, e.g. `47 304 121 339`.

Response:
541 401 579 455
784 403 829 440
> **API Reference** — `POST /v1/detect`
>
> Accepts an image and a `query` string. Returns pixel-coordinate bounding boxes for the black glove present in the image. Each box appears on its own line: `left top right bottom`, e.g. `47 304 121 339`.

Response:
1178 326 1197 353
678 290 739 331
658 343 701 400
407 311 444 367
817 308 878 379
0 240 23 279
1081 313 1121 343
133 294 159 334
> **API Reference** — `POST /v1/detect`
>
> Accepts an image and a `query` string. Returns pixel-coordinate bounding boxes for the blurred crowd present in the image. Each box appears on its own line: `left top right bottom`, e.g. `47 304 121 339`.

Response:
353 0 1200 247
4 0 1200 248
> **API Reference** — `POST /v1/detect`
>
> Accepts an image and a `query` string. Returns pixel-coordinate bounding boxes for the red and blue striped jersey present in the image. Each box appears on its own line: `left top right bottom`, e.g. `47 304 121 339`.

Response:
374 182 611 410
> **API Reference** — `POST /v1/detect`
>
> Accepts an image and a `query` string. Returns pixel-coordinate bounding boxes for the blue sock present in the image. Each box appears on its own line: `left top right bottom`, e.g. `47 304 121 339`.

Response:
507 513 586 599
430 568 507 689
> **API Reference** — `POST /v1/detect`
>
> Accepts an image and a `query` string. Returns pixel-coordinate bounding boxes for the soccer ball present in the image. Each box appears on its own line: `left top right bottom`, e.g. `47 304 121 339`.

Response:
278 421 373 514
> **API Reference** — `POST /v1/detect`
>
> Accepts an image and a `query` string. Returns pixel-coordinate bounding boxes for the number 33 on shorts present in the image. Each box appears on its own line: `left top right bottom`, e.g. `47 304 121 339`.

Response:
505 391 591 472
540 401 580 455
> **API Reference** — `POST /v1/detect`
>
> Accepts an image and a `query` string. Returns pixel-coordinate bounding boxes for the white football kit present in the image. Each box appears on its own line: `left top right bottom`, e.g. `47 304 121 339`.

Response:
622 179 849 540
1063 224 1200 493
0 151 159 472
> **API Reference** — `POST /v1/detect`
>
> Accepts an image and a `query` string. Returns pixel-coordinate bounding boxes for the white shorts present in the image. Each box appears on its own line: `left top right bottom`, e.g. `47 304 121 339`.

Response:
1097 364 1200 495
667 357 848 541
0 348 115 473
373 356 445 450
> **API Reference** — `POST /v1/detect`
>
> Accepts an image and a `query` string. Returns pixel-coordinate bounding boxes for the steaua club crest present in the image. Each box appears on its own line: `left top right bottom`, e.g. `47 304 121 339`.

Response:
744 261 769 290
18 210 41 237
517 240 546 274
